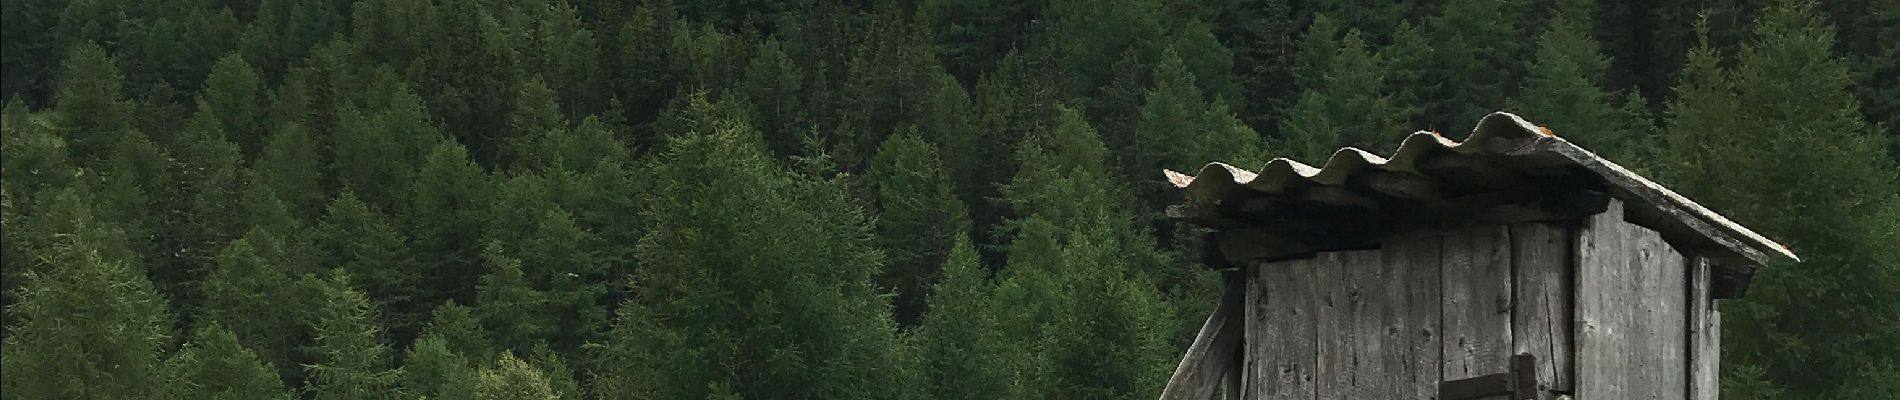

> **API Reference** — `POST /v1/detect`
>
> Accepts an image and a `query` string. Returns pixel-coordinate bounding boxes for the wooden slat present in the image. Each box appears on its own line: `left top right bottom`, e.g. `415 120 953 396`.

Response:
1636 230 1689 399
1688 258 1720 400
1575 199 1631 400
1388 233 1443 400
1249 258 1321 400
1441 225 1515 381
1316 252 1350 400
1160 277 1247 400
1315 250 1394 400
1510 223 1573 392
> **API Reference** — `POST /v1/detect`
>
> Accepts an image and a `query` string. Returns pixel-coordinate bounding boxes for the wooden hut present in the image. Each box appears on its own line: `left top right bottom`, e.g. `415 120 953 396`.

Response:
1156 112 1798 400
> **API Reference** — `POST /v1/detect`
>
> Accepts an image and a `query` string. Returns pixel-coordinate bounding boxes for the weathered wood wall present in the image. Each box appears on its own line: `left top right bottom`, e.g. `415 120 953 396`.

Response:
1576 200 1689 400
1173 199 1719 400
1242 221 1572 400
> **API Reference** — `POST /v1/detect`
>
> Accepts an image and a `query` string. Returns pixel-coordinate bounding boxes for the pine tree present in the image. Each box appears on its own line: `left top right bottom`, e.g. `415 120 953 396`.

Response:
915 235 1021 399
1278 30 1410 160
1 99 72 195
994 107 1175 400
409 139 495 305
315 191 424 341
203 229 315 382
254 122 324 220
304 270 403 400
504 78 567 170
593 95 919 399
0 232 170 400
52 42 136 166
869 128 971 326
163 322 295 400
1512 13 1650 162
403 335 481 400
1407 0 1531 132
476 242 554 354
199 53 270 159
1659 3 1900 398
474 352 560 400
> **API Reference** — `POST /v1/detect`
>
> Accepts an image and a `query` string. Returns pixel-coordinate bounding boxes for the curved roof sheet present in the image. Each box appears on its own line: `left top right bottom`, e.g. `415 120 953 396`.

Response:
1165 112 1797 268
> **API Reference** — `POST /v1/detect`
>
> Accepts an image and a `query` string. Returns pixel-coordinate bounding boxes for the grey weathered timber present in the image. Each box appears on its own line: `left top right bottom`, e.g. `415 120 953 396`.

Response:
1635 224 1688 399
1688 258 1720 400
1160 278 1246 400
1316 250 1394 400
1575 200 1631 400
1388 233 1443 400
1511 223 1573 392
1250 257 1320 400
1316 252 1351 400
1441 225 1515 381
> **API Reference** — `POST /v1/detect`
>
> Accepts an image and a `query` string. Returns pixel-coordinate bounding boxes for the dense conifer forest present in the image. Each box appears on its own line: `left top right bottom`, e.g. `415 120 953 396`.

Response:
1 0 1896 398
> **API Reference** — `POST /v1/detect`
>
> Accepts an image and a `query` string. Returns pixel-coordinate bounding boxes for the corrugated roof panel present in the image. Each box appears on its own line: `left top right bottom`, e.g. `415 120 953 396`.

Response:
1166 112 1798 269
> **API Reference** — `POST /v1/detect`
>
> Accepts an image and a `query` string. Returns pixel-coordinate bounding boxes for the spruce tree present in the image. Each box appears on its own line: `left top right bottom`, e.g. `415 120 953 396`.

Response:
476 242 554 354
163 322 295 400
593 95 919 400
916 235 1021 399
1659 3 1900 398
52 42 136 166
403 335 481 400
1278 30 1410 160
0 232 170 400
869 128 971 326
1512 14 1650 162
253 122 324 220
203 229 315 381
409 139 495 305
994 107 1175 400
475 352 560 400
315 191 424 341
199 53 270 159
304 270 403 400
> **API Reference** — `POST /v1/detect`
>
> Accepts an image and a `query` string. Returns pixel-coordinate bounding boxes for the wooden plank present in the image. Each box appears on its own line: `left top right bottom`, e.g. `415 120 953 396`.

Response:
1315 252 1349 400
1315 250 1393 400
1511 223 1573 392
1387 233 1443 400
1160 277 1247 400
1574 199 1630 400
1688 257 1719 400
1441 225 1514 381
1249 258 1320 400
1635 229 1689 399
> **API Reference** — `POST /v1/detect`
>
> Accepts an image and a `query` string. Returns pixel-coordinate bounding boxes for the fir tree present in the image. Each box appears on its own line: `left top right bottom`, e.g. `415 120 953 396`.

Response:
305 270 403 400
199 53 270 159
315 191 424 341
0 232 170 400
476 242 554 354
164 322 295 400
916 234 1021 399
474 352 560 400
52 42 136 166
1512 14 1650 162
1278 30 1410 160
869 128 971 326
403 335 480 400
253 122 324 220
202 229 315 381
594 95 919 399
1660 3 1900 398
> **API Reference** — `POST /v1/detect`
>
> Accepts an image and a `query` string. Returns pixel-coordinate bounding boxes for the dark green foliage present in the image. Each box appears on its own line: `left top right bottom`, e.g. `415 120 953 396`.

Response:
1657 3 1900 398
305 270 403 400
916 235 1021 399
5 0 1897 398
203 228 317 381
1279 30 1410 160
1 231 170 400
1512 14 1652 162
593 95 919 400
474 352 560 400
870 128 971 326
53 42 135 165
164 322 295 400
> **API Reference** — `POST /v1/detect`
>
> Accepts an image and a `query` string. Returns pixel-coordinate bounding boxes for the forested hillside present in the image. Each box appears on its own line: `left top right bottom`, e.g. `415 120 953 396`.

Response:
1 0 1896 398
